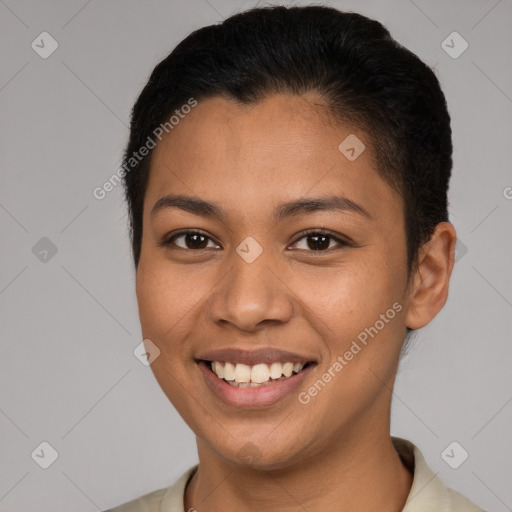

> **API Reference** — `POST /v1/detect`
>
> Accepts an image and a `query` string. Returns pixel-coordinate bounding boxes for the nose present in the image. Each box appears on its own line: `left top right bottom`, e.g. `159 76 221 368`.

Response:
207 252 294 332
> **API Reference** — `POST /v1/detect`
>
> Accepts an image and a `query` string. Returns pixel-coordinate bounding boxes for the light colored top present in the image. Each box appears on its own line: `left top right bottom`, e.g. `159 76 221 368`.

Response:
104 437 485 512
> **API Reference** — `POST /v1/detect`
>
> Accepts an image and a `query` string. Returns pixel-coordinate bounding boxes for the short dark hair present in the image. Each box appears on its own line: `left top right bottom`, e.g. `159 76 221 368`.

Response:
123 5 452 273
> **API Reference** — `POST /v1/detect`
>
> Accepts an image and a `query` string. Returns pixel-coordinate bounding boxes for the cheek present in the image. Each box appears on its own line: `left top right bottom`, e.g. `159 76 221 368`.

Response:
308 263 408 404
308 259 404 340
136 257 230 380
301 264 406 414
136 260 200 343
135 260 206 424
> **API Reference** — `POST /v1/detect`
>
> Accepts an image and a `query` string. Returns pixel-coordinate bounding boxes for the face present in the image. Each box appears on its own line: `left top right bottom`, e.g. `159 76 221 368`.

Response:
136 93 413 469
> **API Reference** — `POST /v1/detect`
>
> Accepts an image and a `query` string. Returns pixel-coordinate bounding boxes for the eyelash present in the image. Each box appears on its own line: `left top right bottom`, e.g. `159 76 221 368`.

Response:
161 228 352 253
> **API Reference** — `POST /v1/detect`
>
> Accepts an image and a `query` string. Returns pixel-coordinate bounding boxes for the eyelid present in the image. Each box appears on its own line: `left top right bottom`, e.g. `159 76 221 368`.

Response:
160 229 221 249
289 228 352 250
293 228 353 245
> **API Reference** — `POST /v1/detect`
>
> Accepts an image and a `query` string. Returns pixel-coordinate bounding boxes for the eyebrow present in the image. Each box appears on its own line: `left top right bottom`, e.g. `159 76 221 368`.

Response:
150 194 372 222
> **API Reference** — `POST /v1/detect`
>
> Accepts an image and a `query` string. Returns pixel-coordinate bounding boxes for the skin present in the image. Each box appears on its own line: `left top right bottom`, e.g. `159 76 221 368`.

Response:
135 93 456 512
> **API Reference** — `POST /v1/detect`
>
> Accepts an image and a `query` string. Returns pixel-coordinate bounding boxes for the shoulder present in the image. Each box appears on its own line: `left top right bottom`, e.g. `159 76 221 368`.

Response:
445 486 486 512
392 437 486 512
103 465 198 512
103 487 168 512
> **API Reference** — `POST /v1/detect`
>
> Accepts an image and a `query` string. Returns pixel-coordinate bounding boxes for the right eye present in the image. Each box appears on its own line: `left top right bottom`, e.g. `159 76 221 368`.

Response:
162 230 222 251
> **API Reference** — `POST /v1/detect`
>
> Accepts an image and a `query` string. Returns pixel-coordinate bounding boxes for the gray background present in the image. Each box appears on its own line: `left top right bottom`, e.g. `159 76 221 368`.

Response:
0 0 511 510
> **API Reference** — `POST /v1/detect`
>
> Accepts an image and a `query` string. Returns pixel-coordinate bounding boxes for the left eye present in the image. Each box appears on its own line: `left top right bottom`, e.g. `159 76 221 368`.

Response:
290 231 347 252
162 230 348 252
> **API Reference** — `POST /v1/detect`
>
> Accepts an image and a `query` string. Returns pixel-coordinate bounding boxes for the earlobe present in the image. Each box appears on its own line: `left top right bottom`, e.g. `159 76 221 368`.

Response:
405 222 457 330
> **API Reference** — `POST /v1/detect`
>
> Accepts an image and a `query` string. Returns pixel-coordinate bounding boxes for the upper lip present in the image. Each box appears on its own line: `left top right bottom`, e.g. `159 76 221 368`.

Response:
196 348 317 366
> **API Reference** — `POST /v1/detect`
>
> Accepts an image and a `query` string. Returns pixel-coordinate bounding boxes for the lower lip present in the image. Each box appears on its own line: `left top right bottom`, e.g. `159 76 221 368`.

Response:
197 361 316 409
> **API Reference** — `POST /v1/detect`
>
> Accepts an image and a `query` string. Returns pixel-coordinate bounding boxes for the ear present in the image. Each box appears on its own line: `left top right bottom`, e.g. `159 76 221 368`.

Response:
405 222 457 330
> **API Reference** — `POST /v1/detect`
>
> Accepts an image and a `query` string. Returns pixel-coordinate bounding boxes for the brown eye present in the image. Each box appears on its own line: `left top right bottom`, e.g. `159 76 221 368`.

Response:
291 230 349 252
164 230 220 250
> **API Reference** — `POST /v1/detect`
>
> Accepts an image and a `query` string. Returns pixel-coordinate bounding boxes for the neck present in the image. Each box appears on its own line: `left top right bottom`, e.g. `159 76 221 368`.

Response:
185 424 413 512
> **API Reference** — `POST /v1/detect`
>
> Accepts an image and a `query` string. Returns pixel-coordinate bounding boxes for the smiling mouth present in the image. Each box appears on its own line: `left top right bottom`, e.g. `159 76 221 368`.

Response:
202 360 315 388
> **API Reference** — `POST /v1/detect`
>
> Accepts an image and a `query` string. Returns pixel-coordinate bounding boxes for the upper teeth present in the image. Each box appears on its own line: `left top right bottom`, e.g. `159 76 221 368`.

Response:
211 361 305 383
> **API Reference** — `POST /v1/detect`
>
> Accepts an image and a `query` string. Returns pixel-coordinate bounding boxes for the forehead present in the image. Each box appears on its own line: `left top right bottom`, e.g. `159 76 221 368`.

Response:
152 94 359 165
145 94 401 223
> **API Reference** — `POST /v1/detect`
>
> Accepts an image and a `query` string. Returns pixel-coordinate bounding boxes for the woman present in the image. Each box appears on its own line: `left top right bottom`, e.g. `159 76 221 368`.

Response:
106 5 485 511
